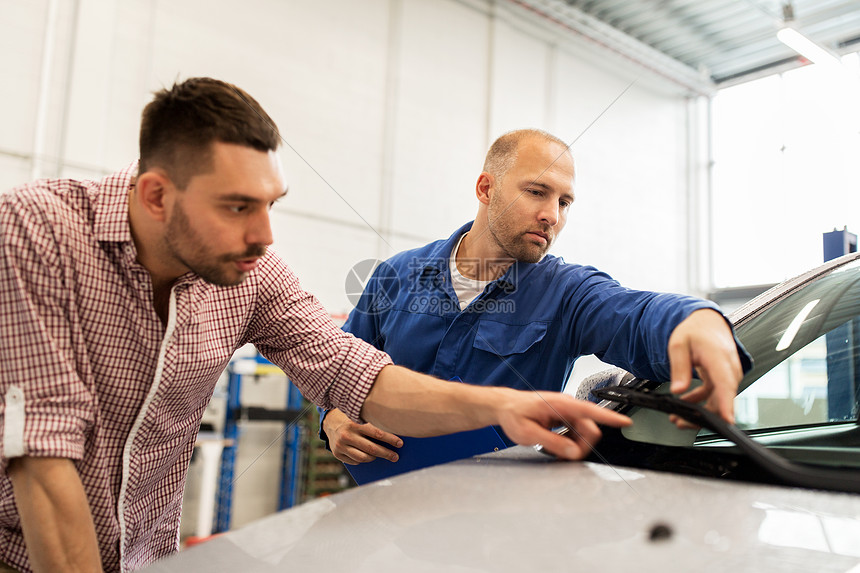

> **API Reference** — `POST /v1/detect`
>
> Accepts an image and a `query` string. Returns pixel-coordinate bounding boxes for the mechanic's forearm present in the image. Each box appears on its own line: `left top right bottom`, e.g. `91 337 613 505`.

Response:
361 364 508 436
8 457 103 573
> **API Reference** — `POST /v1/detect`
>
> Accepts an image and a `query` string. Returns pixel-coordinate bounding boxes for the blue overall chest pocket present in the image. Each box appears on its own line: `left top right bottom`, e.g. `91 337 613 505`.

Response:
472 320 548 356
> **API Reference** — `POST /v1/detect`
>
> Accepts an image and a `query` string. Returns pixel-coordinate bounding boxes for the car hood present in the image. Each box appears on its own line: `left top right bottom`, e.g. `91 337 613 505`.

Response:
144 447 860 573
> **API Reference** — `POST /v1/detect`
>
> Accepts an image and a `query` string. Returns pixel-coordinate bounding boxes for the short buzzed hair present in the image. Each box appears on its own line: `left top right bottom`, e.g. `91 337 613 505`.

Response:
139 77 281 189
482 129 570 183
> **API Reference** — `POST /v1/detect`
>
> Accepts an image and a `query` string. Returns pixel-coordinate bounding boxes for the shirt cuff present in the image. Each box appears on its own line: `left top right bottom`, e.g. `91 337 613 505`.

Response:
0 411 86 475
327 344 393 424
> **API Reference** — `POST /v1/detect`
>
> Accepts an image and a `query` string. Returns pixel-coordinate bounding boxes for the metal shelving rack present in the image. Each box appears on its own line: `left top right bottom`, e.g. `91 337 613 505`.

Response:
213 354 306 533
301 411 353 500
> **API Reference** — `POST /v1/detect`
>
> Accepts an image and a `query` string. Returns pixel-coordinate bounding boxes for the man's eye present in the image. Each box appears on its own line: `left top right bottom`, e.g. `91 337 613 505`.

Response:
228 205 247 214
527 189 542 196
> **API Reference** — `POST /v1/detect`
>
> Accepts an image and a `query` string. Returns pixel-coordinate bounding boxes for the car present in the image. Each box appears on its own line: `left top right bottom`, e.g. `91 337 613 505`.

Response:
143 253 860 573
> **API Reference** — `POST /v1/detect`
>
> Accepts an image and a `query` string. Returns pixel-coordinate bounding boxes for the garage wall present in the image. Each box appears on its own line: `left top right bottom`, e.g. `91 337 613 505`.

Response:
1 0 704 307
1 0 704 529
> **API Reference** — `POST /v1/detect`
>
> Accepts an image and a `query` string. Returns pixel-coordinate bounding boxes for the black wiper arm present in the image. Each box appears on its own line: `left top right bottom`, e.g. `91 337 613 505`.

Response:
592 385 860 494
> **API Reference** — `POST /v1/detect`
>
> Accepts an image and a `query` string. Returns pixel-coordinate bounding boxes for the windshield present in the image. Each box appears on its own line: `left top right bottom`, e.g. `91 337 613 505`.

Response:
596 257 860 485
618 258 860 448
732 259 860 431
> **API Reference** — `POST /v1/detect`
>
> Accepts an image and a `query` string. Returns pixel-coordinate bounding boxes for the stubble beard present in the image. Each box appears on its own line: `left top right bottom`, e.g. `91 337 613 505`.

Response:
164 201 263 287
486 195 551 264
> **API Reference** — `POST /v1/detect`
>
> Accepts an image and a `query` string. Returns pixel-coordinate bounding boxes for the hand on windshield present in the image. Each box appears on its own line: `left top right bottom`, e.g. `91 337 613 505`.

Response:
667 308 744 428
323 408 403 465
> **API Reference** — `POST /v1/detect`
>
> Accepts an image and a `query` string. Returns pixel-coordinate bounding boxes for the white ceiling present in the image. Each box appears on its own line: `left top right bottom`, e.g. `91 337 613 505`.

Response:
560 0 860 84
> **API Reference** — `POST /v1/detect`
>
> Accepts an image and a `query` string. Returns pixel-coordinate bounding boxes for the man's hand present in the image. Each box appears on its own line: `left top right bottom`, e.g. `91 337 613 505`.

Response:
667 308 744 428
493 390 633 460
323 408 403 465
361 365 631 461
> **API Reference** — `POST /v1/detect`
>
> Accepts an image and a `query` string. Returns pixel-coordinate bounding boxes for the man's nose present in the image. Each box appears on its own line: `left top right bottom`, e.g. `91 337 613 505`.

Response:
247 209 274 246
539 201 559 227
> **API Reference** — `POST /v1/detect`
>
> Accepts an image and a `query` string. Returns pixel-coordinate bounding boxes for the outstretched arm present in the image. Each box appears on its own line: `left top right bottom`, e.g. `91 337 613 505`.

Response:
362 365 632 460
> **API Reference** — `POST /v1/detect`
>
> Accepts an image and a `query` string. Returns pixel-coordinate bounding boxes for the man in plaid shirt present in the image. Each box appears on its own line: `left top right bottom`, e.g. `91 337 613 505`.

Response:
0 78 632 572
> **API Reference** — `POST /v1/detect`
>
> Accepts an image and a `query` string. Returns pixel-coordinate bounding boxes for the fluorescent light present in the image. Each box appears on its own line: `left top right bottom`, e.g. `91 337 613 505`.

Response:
775 299 820 351
777 27 841 67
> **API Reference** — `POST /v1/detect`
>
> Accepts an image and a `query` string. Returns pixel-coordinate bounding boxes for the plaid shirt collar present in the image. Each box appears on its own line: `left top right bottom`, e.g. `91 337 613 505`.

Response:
93 161 138 245
93 161 201 288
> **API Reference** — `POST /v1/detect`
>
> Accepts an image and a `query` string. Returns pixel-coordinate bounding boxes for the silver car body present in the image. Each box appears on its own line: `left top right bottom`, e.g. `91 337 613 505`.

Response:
144 253 860 572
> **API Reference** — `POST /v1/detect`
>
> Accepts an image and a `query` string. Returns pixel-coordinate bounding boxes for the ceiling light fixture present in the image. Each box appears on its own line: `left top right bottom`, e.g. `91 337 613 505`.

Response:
778 2 842 67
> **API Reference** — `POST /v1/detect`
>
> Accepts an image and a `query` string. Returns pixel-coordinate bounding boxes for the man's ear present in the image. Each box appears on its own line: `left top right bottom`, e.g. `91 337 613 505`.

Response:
134 170 172 222
476 172 494 206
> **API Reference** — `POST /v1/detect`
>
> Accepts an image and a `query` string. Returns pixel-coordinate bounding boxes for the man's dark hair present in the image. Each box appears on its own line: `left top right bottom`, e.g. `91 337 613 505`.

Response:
139 77 281 188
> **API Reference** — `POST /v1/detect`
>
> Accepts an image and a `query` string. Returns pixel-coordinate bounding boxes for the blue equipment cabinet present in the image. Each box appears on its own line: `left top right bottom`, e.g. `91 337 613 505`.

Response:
823 228 858 421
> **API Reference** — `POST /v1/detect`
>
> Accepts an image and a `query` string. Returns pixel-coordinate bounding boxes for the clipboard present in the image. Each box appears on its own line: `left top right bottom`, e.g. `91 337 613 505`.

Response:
344 376 508 485
344 425 508 485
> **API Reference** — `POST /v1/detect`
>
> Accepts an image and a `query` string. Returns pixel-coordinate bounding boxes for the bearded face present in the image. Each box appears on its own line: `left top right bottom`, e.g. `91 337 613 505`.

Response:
486 190 556 263
164 197 267 286
483 138 574 264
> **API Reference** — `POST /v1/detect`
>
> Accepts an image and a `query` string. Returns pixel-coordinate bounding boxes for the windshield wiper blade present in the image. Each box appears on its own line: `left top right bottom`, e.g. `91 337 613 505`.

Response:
592 385 860 494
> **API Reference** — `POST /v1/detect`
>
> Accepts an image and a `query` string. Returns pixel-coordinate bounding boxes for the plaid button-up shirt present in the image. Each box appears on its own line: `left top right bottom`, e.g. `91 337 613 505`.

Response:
0 163 391 572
